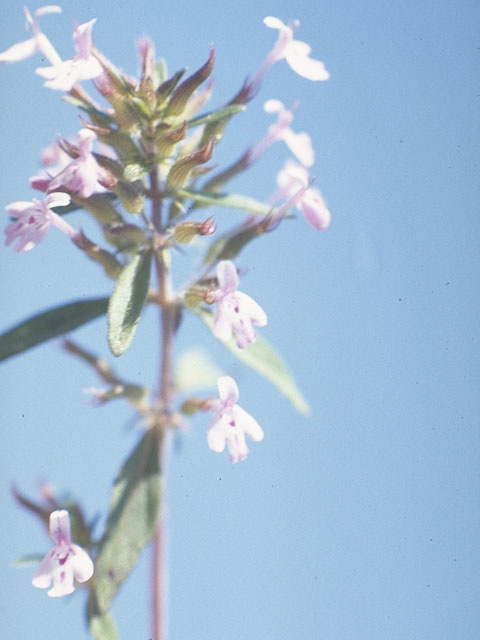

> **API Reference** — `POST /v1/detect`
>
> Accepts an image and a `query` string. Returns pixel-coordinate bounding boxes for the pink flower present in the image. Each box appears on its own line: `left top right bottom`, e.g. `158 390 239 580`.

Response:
5 191 77 252
47 129 104 198
32 510 94 598
209 260 267 349
270 160 331 231
36 19 102 91
250 16 329 91
249 99 314 167
207 376 264 463
0 6 62 66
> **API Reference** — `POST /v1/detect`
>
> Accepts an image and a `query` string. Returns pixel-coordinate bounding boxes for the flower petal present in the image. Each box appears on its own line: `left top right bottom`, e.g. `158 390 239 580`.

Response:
235 292 267 327
73 19 97 59
216 260 239 292
285 40 330 81
212 305 234 342
35 6 62 19
0 38 37 64
300 188 331 231
207 424 227 453
70 544 94 583
45 192 71 209
281 129 314 167
217 376 239 405
32 549 56 589
263 16 288 31
5 201 37 216
47 565 75 597
225 430 249 463
49 510 71 545
233 405 264 442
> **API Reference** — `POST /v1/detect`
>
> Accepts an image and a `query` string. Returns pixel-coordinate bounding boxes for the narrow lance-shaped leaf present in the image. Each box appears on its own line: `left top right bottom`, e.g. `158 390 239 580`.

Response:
0 298 109 363
108 250 152 356
196 308 310 415
177 188 272 216
93 430 161 614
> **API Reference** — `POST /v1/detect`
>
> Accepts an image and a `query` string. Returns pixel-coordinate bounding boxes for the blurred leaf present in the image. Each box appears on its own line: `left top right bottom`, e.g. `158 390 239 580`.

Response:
93 430 161 614
0 298 109 363
62 95 115 125
176 347 223 392
10 554 44 568
197 309 310 415
188 104 246 128
113 180 144 214
178 188 271 216
88 593 120 640
108 250 152 356
50 192 118 217
204 220 266 264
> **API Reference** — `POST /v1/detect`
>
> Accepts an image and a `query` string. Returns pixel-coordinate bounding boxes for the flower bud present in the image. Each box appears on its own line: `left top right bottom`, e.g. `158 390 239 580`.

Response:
174 217 216 244
156 121 188 157
167 138 214 188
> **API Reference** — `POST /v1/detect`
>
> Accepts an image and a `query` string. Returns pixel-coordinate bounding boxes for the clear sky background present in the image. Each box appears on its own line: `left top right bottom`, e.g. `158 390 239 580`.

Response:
1 0 479 639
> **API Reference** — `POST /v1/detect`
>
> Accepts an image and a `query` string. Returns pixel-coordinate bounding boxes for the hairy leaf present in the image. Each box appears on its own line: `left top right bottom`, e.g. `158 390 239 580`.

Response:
197 309 310 415
0 298 109 363
108 250 152 356
93 430 161 614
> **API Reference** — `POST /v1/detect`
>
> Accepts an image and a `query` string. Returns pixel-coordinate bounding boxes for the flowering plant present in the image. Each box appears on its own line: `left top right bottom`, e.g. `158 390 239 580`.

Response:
1 7 331 639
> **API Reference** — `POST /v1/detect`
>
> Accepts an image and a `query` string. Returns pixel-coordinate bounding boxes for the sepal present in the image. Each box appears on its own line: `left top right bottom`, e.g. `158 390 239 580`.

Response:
165 47 215 117
167 138 214 188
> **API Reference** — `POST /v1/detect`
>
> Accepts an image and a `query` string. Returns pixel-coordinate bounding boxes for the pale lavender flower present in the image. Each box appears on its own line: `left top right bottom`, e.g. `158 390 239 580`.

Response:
270 159 331 231
47 129 104 198
250 16 330 91
209 260 267 349
36 19 102 91
32 510 94 598
0 6 62 66
207 376 264 463
5 191 77 252
248 99 314 167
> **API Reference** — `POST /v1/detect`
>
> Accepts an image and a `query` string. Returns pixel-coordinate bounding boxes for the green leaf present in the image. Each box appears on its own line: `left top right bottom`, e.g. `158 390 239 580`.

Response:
88 593 120 640
93 430 161 614
0 298 109 363
196 309 310 415
177 188 272 216
188 104 246 128
108 251 152 356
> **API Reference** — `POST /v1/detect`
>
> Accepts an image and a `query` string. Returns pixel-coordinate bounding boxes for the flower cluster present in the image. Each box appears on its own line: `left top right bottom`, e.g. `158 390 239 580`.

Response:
2 6 334 623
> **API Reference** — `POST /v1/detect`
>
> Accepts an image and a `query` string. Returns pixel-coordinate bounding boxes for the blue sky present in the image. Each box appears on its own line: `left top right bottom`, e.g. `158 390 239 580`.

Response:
1 1 479 639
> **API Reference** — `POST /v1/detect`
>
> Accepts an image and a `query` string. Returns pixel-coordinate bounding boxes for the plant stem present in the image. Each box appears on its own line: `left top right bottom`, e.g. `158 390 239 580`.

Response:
150 166 173 640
